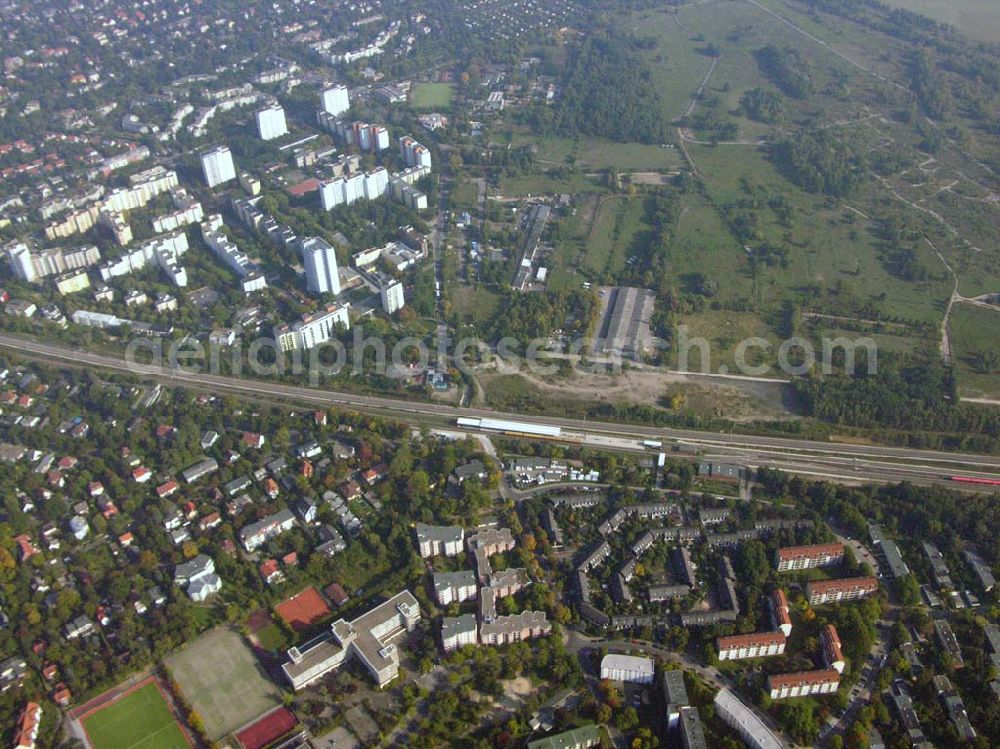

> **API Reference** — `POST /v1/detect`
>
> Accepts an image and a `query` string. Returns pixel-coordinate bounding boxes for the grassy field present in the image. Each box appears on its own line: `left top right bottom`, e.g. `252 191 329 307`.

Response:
165 627 282 740
450 284 501 327
449 179 479 211
582 196 648 278
411 82 454 109
882 0 1000 42
498 172 605 197
508 132 683 171
82 681 189 749
687 144 954 325
675 310 784 374
949 303 1000 397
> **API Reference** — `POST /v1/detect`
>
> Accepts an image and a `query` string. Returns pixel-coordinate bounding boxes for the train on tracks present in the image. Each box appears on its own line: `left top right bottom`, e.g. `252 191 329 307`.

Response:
456 417 584 444
948 475 1000 486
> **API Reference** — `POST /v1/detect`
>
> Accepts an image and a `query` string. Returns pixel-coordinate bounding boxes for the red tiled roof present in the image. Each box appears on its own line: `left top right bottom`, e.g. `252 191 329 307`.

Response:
776 543 843 560
717 631 786 650
769 669 840 688
14 701 42 748
807 576 878 594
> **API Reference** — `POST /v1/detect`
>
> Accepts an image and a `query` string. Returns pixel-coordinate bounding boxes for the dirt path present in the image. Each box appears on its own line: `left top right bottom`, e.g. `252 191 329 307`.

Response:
924 236 959 365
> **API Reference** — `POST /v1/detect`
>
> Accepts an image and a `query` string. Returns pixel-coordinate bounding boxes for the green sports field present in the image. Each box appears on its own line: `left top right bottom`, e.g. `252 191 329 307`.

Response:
82 682 189 749
411 82 454 109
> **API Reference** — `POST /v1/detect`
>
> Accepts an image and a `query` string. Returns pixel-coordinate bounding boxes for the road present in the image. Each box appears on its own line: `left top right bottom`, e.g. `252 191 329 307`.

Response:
2 333 1000 488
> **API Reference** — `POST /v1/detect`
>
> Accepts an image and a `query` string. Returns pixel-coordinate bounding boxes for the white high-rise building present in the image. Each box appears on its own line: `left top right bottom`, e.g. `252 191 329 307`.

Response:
319 179 345 211
321 85 350 117
381 280 404 314
6 242 37 282
201 146 237 188
373 125 390 152
363 168 390 201
257 105 288 141
301 237 341 295
274 303 350 352
343 173 365 204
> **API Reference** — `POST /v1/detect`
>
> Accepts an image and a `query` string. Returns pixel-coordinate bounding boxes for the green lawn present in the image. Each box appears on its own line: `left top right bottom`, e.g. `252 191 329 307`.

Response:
508 132 683 171
450 284 501 327
582 196 648 278
83 682 189 749
881 0 1000 42
950 303 1000 397
256 622 290 652
411 82 455 110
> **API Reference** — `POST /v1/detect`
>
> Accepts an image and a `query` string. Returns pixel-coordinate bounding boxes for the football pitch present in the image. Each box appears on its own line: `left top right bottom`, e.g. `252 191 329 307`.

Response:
164 626 282 740
82 681 189 749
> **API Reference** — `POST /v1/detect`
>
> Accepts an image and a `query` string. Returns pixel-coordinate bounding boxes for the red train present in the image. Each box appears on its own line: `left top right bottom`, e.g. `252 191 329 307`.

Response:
949 475 1000 486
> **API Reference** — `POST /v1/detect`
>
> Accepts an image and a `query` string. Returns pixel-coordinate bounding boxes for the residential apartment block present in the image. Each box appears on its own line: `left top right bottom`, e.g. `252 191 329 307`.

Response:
713 689 783 749
768 669 840 700
301 236 341 295
717 632 786 661
414 523 464 558
273 303 350 352
599 654 654 684
239 509 296 551
775 543 844 572
770 588 792 637
479 611 550 646
257 104 288 140
807 576 879 605
441 614 478 653
821 624 845 673
433 570 477 606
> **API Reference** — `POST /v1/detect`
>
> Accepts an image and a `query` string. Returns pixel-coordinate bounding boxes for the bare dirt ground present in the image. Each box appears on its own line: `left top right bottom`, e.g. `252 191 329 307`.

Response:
483 363 801 422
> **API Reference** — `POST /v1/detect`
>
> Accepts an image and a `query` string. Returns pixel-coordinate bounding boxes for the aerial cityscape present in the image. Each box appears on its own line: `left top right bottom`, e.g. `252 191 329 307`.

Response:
2 0 1000 748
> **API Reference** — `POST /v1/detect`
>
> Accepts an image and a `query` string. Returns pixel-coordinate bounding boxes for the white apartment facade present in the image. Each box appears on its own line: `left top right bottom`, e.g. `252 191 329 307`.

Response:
301 237 341 295
257 104 288 140
201 146 237 188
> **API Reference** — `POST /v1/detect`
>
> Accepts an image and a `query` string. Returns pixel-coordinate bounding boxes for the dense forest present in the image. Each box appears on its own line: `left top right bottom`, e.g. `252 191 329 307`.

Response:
794 354 1000 450
755 45 815 99
547 35 670 144
486 288 600 347
771 129 868 196
740 86 786 123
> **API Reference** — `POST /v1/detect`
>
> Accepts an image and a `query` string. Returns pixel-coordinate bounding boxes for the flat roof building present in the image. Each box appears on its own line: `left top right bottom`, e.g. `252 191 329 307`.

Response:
599 654 654 684
713 689 782 749
527 725 600 749
679 706 708 749
283 590 420 689
663 669 689 729
433 570 477 606
441 614 477 653
934 619 964 667
963 547 996 592
414 523 464 558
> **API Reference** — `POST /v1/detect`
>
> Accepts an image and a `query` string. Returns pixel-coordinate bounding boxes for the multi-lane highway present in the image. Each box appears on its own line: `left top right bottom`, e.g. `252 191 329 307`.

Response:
1 332 998 488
